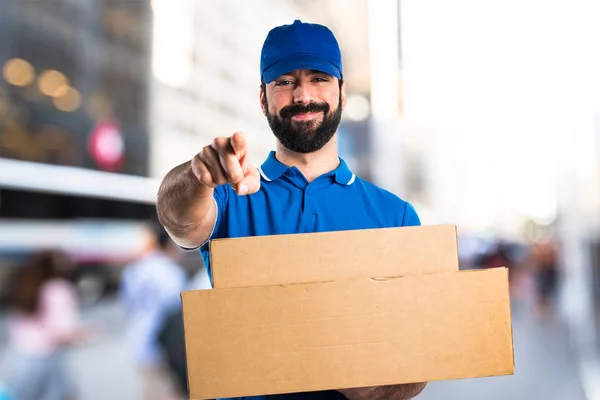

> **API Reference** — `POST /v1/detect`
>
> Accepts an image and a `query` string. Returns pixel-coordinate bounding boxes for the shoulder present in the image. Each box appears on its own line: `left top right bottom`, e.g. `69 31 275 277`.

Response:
353 176 403 202
352 176 408 207
353 176 421 227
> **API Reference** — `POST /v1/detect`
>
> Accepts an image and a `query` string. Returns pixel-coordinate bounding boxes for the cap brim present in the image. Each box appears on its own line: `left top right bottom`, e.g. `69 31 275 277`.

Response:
262 54 342 84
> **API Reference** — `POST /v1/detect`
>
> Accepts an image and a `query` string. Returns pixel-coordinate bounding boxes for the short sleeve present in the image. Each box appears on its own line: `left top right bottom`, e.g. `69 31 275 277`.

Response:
212 185 230 239
401 201 421 227
199 184 230 250
199 185 231 285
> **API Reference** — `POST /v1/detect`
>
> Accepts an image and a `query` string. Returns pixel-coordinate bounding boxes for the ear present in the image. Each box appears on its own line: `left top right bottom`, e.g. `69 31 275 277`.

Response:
259 85 267 116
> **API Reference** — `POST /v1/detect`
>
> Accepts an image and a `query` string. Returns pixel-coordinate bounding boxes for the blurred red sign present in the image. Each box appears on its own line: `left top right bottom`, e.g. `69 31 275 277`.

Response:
88 120 125 172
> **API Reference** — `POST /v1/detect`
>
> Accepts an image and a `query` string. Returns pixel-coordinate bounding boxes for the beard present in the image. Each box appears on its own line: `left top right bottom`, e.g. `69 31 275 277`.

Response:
264 92 343 154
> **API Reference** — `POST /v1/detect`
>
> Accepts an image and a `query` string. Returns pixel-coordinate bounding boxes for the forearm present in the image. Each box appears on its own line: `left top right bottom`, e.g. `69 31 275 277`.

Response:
156 160 215 247
339 382 427 400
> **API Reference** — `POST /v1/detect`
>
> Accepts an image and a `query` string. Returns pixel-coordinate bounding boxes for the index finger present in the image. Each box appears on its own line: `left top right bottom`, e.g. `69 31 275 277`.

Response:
230 132 247 158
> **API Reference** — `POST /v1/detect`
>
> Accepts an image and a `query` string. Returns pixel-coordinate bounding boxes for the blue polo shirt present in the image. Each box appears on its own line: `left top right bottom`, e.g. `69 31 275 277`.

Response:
199 151 420 400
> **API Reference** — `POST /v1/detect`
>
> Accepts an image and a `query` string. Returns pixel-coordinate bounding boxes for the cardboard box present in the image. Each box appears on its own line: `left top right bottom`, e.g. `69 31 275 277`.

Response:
182 268 514 399
182 225 514 399
210 225 459 288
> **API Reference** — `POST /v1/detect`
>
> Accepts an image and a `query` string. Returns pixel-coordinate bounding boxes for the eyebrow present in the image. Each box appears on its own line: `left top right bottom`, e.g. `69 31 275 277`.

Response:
276 70 333 80
307 70 331 76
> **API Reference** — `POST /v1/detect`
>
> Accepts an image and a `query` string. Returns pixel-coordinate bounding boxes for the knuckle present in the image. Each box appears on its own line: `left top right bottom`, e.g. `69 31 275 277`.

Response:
199 172 215 187
190 160 202 177
191 156 206 174
211 137 228 150
198 146 212 160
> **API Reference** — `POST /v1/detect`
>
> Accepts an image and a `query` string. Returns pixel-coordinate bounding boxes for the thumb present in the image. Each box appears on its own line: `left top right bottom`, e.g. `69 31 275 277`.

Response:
235 168 261 195
230 132 247 159
235 157 261 195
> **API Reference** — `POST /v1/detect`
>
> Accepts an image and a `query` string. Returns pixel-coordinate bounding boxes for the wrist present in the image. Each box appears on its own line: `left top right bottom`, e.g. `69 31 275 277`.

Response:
157 161 214 236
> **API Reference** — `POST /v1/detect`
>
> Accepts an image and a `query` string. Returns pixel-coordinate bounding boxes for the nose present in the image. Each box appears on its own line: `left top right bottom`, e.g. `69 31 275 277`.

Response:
292 83 314 105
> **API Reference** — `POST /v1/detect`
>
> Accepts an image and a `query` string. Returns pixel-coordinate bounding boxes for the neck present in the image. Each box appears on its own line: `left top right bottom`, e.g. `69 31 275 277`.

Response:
275 135 340 182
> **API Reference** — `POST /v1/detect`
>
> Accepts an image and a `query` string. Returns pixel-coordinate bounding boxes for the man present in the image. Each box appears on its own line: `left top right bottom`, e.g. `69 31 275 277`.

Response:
157 20 426 400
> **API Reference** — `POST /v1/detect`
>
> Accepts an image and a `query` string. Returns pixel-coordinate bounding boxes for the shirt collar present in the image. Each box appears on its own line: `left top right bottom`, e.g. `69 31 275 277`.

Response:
332 157 356 185
258 151 356 186
258 151 288 182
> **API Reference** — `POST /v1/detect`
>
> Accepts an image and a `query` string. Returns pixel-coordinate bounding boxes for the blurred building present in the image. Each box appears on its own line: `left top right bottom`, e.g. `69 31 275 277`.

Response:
0 0 158 305
398 3 600 398
148 0 380 180
0 0 425 305
0 0 156 218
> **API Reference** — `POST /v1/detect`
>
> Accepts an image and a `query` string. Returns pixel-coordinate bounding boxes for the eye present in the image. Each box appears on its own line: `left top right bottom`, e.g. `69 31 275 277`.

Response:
275 80 293 86
313 76 329 83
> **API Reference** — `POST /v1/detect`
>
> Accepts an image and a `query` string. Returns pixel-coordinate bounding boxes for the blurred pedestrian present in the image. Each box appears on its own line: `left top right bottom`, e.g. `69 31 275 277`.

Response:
120 222 187 400
156 264 212 397
531 232 560 318
3 250 85 400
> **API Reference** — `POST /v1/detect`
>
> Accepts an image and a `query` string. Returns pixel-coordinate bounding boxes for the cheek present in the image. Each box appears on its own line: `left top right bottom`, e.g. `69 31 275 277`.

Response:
318 89 340 112
270 92 293 114
328 93 341 110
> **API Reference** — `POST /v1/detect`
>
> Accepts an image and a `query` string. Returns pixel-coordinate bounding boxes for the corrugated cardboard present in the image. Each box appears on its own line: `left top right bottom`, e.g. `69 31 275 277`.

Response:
210 224 459 288
182 268 514 399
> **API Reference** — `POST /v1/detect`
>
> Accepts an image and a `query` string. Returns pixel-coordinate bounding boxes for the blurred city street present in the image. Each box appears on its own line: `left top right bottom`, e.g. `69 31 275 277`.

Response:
2 1 600 399
419 302 586 400
0 288 586 400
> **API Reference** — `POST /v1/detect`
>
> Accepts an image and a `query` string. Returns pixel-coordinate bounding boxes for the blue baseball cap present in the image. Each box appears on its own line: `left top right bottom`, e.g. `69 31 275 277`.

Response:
260 20 343 84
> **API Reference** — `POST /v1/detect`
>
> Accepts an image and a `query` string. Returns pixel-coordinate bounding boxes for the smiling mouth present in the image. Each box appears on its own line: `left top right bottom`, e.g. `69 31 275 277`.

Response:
291 112 322 121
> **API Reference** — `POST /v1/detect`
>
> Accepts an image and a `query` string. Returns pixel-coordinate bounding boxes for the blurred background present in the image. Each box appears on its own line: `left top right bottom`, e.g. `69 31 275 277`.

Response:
0 0 599 399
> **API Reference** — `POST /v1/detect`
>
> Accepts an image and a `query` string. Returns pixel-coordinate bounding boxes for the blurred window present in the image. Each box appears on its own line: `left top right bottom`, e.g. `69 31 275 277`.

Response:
0 0 151 176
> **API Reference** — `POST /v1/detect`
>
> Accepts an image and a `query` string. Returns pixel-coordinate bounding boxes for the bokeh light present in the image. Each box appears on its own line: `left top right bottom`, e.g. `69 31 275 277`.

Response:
2 58 35 86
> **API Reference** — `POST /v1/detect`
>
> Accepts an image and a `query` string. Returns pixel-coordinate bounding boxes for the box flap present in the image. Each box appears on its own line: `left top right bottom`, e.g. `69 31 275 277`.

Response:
210 224 459 288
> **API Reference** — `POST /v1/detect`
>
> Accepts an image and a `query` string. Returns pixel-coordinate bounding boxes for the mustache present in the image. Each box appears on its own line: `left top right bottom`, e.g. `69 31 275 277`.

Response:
279 102 330 119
